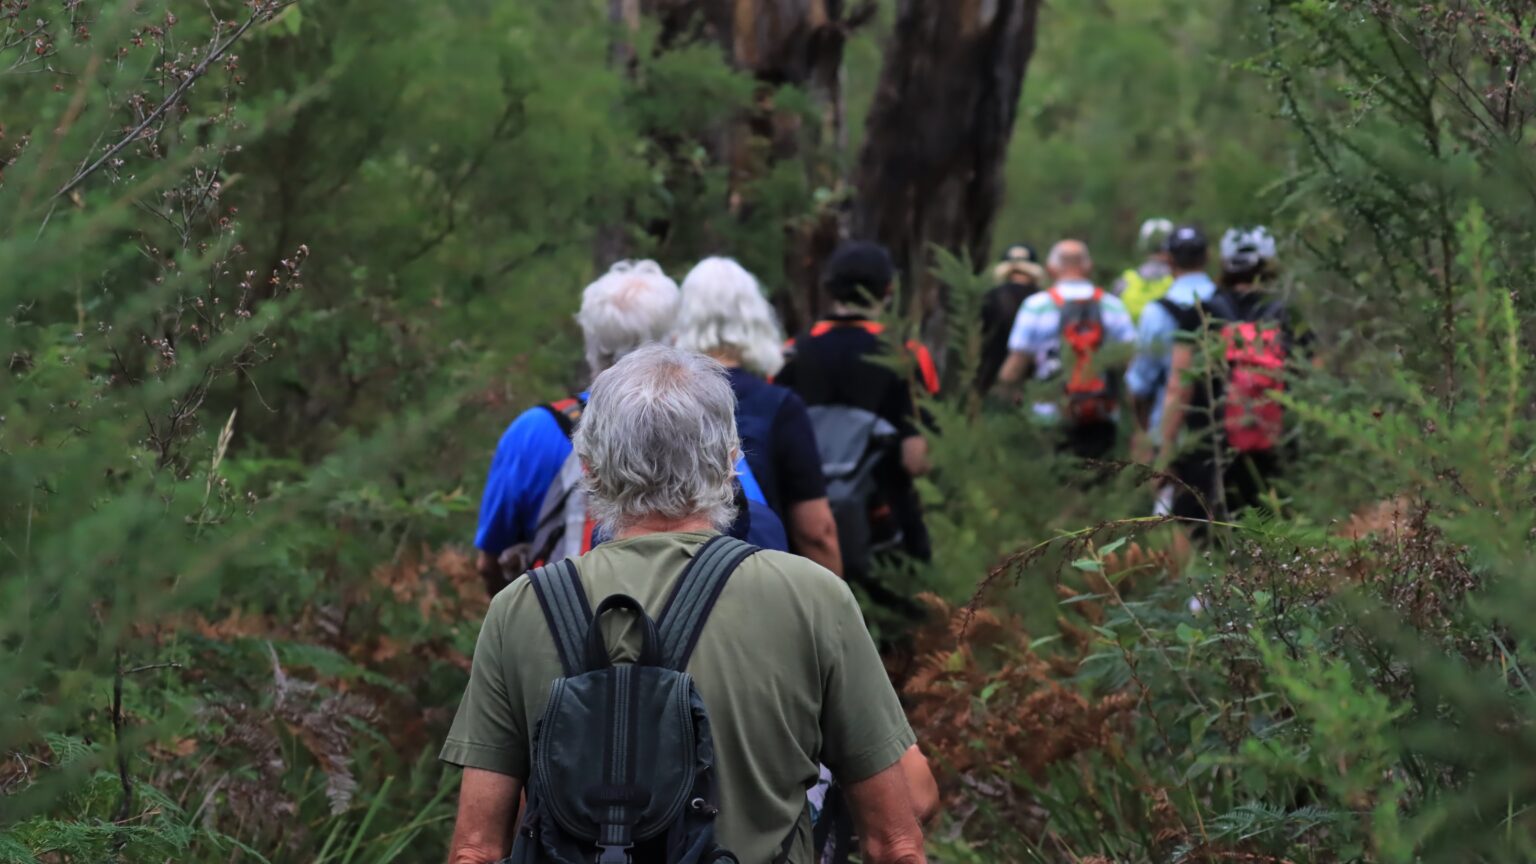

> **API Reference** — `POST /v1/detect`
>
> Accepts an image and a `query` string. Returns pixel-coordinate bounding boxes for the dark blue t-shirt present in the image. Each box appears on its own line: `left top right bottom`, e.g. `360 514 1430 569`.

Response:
728 368 827 517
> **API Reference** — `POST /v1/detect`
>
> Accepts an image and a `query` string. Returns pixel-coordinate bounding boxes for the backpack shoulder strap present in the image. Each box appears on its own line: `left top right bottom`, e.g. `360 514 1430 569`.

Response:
1249 296 1287 324
538 395 586 440
1156 297 1202 334
528 558 594 676
1204 290 1240 323
656 535 760 671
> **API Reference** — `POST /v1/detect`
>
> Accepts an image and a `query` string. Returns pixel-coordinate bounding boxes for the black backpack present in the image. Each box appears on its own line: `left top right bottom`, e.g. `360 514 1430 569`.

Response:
511 535 759 864
1155 291 1241 436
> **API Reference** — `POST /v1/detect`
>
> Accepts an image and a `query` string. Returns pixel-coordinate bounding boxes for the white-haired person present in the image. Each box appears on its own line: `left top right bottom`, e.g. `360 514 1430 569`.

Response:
674 257 843 576
443 345 929 864
473 260 684 595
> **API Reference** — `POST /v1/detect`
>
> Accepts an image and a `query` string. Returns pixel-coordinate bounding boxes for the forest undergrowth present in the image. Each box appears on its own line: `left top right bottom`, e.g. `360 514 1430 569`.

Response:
7 1 1536 862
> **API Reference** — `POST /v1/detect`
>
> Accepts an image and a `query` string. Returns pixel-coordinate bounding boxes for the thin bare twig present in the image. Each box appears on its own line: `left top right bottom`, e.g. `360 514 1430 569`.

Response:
125 661 184 675
54 6 278 200
112 651 133 830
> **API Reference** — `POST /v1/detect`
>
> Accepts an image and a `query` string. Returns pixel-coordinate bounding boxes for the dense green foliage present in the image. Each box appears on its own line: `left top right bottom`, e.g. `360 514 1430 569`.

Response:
6 0 1536 862
996 0 1288 268
910 2 1536 862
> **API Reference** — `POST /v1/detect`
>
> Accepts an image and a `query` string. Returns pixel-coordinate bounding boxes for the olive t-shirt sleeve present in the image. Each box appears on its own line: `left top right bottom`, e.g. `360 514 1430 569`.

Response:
439 582 530 778
818 581 916 783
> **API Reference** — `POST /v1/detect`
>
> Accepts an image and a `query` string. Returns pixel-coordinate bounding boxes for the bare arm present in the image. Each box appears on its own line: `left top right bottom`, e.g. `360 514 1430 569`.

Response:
1157 343 1196 460
997 350 1031 385
787 497 843 577
447 768 522 864
900 745 940 826
1129 387 1155 465
900 435 931 478
846 760 928 864
1132 394 1154 434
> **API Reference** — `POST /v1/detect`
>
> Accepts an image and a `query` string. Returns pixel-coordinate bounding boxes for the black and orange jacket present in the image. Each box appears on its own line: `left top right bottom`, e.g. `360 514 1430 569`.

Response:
775 315 939 440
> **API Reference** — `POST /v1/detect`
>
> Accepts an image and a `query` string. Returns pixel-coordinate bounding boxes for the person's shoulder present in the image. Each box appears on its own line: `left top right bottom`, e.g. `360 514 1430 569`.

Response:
751 374 794 404
728 367 769 400
501 401 566 443
1019 290 1057 313
1098 292 1132 313
766 380 808 418
733 548 849 600
1139 297 1176 327
484 571 542 631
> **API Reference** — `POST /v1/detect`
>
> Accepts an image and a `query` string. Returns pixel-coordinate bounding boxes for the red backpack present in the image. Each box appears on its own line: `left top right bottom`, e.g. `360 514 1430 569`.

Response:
1222 315 1287 452
1049 287 1117 426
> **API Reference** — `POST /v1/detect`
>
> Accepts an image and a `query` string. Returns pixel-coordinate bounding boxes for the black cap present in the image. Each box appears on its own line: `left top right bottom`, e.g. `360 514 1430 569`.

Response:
1000 243 1037 264
1165 225 1208 268
823 241 895 304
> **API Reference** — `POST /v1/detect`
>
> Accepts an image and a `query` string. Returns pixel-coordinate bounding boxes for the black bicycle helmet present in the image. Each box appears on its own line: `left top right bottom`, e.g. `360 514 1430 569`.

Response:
1165 225 1208 269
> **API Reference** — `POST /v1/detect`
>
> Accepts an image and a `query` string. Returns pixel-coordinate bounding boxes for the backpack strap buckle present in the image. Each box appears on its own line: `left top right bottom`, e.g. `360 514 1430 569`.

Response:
596 845 632 864
596 817 635 862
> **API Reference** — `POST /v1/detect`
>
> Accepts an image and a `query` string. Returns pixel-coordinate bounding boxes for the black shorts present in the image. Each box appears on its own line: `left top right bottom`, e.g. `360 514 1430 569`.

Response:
1171 453 1220 528
1058 422 1118 461
1172 449 1284 533
1225 450 1283 515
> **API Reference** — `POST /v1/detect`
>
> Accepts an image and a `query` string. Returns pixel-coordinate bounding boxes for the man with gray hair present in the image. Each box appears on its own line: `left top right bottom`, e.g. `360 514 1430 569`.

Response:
998 240 1136 460
443 345 927 864
473 260 683 594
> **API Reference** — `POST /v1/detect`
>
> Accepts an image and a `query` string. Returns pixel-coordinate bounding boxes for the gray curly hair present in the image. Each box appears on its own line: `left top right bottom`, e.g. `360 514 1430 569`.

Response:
574 344 740 535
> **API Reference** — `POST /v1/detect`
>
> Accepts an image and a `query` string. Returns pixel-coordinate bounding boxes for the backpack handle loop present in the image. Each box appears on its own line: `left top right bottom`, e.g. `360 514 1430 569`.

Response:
585 594 661 670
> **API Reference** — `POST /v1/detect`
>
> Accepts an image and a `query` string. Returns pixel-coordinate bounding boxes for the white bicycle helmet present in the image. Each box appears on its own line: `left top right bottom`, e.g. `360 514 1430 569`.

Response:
1138 218 1174 254
1220 226 1277 274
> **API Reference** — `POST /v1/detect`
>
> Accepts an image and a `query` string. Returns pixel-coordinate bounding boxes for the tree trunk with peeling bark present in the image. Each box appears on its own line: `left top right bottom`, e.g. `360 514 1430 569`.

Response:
644 0 876 331
853 0 1042 356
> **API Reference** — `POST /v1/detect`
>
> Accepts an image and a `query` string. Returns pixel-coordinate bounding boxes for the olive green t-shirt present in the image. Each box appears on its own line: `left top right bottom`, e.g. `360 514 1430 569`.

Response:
440 532 914 864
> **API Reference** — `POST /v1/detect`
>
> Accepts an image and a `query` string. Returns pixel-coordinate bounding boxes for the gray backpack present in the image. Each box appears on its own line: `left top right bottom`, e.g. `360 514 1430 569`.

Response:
805 405 900 578
512 535 760 864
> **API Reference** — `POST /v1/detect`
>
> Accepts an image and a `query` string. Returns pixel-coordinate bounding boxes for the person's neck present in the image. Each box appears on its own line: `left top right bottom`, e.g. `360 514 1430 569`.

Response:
706 350 742 369
829 302 878 318
613 513 717 540
1172 268 1207 279
1055 273 1091 284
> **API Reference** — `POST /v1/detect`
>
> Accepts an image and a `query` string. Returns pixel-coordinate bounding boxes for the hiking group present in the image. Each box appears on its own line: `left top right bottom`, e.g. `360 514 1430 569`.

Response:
982 221 1303 537
442 224 1301 864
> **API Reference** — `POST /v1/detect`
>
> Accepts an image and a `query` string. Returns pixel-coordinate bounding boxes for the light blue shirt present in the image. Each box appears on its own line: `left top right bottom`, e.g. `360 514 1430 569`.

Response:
1125 272 1217 430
